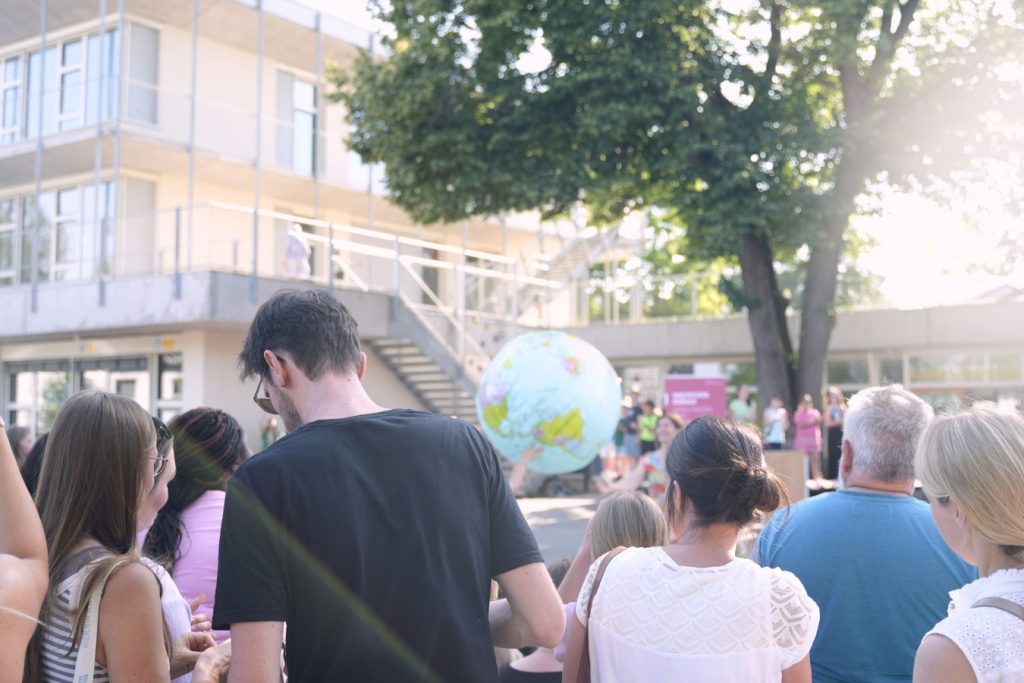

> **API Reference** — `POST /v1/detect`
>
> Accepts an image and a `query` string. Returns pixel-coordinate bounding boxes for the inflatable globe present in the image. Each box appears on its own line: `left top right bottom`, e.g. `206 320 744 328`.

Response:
476 330 622 475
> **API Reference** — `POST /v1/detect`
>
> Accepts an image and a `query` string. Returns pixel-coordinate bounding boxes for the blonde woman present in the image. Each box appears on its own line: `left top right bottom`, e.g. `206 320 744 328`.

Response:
913 403 1024 683
0 416 48 683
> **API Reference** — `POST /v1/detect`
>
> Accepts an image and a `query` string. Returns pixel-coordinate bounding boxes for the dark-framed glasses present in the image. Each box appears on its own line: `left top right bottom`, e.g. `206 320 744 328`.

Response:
253 376 278 415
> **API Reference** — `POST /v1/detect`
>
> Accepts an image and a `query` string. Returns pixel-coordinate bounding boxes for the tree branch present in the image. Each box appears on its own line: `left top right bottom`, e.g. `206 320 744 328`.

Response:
749 0 782 111
764 1 782 83
867 0 920 89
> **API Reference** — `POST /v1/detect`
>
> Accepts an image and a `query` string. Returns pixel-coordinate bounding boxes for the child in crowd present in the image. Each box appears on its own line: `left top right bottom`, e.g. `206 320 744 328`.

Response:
637 401 659 454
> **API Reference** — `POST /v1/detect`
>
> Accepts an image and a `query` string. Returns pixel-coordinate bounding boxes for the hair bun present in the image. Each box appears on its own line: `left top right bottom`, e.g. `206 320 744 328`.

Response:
743 465 782 513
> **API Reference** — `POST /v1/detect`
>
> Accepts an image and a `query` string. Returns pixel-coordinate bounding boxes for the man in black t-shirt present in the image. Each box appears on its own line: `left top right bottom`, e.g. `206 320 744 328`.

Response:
214 289 564 682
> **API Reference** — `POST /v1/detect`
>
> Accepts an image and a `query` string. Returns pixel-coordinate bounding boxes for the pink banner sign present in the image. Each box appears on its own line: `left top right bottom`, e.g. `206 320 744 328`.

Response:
663 376 728 423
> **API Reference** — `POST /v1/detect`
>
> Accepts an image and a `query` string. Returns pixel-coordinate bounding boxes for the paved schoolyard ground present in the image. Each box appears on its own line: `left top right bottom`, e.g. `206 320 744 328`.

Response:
517 494 601 564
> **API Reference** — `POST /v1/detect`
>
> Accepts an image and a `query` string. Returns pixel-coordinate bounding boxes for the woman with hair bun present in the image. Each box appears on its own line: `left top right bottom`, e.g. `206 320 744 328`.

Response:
913 403 1024 683
143 407 250 644
562 416 819 683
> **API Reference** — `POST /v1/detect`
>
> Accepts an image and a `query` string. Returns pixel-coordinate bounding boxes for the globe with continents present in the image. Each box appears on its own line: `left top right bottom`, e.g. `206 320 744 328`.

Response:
476 330 622 475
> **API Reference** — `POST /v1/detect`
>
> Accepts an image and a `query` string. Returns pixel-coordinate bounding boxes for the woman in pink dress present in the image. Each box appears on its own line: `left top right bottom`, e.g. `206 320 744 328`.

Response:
793 394 824 484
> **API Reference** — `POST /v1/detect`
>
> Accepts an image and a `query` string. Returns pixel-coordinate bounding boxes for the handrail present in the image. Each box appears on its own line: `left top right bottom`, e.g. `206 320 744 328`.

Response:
398 259 488 361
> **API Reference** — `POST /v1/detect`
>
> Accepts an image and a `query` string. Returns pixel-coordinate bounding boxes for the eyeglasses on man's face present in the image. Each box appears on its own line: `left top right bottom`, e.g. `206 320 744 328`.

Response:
253 375 278 415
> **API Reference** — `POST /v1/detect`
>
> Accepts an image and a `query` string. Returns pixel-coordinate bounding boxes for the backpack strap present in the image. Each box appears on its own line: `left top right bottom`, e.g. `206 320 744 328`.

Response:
577 546 627 683
972 596 1024 622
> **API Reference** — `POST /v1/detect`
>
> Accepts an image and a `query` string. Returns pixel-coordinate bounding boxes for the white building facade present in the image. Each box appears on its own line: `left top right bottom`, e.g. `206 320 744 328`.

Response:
2 0 1021 452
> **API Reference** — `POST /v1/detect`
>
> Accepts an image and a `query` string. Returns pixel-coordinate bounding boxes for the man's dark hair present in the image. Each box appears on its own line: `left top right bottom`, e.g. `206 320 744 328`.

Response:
239 289 361 381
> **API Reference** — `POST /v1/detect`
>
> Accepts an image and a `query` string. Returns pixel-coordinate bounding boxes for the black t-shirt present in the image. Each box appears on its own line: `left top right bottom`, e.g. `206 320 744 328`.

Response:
498 663 561 683
213 409 543 682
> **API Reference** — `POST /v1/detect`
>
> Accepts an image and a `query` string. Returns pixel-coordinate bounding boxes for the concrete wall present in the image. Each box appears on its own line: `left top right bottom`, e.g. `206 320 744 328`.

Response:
573 301 1024 365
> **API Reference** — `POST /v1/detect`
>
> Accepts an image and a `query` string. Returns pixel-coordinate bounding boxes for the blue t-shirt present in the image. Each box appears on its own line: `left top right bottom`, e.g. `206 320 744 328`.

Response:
755 489 975 683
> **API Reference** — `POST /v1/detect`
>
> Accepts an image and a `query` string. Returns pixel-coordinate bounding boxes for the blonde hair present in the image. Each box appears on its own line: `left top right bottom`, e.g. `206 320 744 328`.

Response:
915 402 1024 558
591 491 668 557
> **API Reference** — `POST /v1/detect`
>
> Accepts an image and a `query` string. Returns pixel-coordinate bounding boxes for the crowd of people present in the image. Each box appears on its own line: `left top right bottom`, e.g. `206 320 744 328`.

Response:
0 287 1022 682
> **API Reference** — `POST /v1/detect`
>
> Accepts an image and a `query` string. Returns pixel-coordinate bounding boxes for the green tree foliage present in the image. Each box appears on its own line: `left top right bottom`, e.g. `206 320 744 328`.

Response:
336 0 1023 408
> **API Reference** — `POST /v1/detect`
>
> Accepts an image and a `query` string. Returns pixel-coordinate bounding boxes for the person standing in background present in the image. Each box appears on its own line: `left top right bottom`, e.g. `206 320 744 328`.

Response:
793 395 824 484
4 425 33 467
824 388 846 481
729 385 757 427
637 400 659 454
763 396 789 450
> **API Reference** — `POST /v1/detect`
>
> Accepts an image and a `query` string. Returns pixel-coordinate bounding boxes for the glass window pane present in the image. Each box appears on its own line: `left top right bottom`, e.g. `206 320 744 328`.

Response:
0 199 14 224
293 80 315 111
909 354 985 384
293 111 314 175
159 352 183 400
127 25 158 124
0 231 14 270
26 51 40 138
879 357 903 384
60 71 82 123
2 87 18 128
42 47 58 135
36 371 69 433
63 40 82 66
58 187 79 216
55 221 80 263
990 354 1022 382
4 58 19 81
80 368 107 391
827 359 869 385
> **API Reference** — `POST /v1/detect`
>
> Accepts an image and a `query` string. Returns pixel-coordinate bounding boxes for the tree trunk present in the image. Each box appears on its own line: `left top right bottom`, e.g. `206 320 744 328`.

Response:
794 229 843 410
795 155 864 409
737 230 796 413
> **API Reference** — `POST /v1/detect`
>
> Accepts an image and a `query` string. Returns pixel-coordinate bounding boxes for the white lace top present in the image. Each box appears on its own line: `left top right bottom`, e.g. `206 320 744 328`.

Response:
926 568 1024 682
576 547 819 682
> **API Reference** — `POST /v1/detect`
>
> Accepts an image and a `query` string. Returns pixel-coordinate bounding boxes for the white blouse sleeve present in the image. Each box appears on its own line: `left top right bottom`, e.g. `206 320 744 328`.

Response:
574 553 609 626
770 568 820 669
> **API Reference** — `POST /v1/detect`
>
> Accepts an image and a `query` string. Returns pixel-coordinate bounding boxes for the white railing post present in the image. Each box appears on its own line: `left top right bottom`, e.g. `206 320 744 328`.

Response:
392 235 400 294
690 273 699 318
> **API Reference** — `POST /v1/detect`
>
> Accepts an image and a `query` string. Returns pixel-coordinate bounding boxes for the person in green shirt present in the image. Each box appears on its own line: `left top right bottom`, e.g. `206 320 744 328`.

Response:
638 400 659 454
728 385 757 427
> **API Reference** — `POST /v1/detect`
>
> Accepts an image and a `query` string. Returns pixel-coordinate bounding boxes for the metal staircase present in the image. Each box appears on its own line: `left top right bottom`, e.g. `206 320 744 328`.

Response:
369 337 479 424
369 292 485 426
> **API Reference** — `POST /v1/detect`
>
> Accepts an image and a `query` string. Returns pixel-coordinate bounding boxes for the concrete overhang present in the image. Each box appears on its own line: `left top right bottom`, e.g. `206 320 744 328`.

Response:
0 271 392 342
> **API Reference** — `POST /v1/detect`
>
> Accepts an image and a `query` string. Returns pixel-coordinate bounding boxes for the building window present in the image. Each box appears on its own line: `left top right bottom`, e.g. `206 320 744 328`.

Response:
276 71 316 175
1 57 22 144
0 199 15 285
19 28 120 142
5 360 69 436
126 24 158 124
7 180 115 287
909 354 985 384
879 356 903 385
990 353 1022 382
86 29 120 124
826 358 869 385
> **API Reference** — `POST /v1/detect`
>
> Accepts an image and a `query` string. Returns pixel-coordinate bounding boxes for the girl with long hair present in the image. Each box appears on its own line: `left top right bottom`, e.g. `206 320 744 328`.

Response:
26 391 214 682
143 407 249 644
